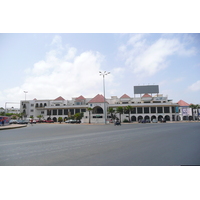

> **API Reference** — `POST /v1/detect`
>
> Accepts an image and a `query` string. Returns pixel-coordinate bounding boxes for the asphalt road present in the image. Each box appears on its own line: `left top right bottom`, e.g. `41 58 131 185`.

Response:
0 122 200 166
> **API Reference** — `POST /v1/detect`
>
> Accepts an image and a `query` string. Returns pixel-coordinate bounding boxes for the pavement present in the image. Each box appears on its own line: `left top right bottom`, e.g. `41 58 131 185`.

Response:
0 124 27 130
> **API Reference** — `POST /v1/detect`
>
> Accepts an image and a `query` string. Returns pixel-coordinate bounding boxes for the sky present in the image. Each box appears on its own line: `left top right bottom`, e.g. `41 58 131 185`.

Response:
0 33 200 108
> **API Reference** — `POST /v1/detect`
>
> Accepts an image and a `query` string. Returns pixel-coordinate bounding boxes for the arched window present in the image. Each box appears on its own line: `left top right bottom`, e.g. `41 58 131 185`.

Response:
92 106 103 114
53 117 57 122
131 116 136 121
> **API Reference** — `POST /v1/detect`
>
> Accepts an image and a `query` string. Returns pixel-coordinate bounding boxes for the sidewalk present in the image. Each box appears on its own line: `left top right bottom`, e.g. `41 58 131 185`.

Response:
0 124 27 130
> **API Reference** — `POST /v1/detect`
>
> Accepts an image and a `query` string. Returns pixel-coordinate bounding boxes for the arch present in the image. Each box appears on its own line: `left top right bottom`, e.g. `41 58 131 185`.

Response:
47 117 51 120
40 103 43 107
176 115 180 121
144 115 150 120
64 117 68 121
131 116 136 122
138 116 143 121
165 115 170 121
92 106 103 114
183 116 188 120
53 117 57 122
189 116 193 121
158 115 163 122
151 115 156 121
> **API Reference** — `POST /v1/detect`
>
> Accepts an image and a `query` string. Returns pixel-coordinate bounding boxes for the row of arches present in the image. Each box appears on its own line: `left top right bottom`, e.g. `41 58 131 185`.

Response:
130 115 171 122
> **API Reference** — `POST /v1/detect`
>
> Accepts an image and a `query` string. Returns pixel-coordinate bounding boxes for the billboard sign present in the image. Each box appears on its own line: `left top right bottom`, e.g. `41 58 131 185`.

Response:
134 85 159 94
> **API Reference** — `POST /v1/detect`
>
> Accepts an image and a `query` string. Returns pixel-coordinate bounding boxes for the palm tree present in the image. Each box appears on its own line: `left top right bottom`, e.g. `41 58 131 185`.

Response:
116 106 123 122
87 108 93 124
189 104 196 120
108 107 115 120
125 105 133 122
190 104 200 120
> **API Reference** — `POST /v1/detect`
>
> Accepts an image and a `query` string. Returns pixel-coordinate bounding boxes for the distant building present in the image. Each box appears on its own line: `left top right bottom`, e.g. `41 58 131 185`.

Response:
20 85 183 123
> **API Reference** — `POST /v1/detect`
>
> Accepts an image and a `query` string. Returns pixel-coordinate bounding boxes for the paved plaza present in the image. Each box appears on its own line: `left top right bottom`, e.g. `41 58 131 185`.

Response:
0 122 200 166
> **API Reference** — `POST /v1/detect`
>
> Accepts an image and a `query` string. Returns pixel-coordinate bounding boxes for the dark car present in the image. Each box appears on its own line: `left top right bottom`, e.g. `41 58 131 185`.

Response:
145 119 151 123
141 119 146 123
17 120 28 124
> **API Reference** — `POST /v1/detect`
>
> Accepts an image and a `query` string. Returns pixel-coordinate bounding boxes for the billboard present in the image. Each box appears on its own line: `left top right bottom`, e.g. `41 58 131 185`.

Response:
134 85 159 94
182 108 192 116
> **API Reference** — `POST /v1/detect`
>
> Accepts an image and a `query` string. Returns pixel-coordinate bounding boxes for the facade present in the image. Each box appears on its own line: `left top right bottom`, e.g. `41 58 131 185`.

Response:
20 85 181 123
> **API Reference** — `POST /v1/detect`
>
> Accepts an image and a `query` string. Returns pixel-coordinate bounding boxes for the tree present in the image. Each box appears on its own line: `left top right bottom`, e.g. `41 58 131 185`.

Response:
87 108 93 124
189 104 196 120
116 107 123 122
58 117 63 124
74 113 83 121
125 105 133 122
190 104 200 120
37 115 43 120
108 107 116 120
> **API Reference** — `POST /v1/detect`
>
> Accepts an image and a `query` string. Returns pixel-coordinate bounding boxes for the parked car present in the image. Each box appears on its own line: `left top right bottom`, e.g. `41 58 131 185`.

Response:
36 119 46 123
9 120 18 124
17 120 29 124
46 120 54 123
152 119 158 123
141 119 146 123
145 119 151 123
160 118 166 123
65 120 81 124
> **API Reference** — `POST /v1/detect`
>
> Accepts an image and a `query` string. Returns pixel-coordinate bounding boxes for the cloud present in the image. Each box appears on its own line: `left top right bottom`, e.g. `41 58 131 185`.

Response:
188 80 200 91
2 36 107 105
119 34 196 77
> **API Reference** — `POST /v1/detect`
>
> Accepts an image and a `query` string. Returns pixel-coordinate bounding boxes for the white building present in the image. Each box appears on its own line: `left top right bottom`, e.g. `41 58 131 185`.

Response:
20 85 181 123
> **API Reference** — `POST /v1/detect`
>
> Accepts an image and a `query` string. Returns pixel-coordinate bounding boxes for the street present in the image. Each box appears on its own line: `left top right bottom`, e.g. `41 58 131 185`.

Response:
0 122 200 166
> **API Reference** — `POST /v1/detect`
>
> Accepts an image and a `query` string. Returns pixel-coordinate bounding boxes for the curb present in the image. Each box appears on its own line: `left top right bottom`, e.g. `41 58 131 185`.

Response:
0 124 27 130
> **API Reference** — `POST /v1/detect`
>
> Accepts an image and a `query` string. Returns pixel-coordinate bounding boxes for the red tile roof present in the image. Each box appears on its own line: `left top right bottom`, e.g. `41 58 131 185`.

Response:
177 100 189 106
76 95 85 100
142 93 152 98
120 94 130 98
54 96 65 101
88 94 107 103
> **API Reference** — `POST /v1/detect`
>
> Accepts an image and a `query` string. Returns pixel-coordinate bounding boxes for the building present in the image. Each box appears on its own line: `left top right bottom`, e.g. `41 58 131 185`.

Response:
20 85 181 123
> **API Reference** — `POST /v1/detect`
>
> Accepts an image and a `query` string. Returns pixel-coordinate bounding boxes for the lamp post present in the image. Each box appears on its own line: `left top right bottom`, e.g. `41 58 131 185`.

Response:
99 71 110 124
24 91 28 119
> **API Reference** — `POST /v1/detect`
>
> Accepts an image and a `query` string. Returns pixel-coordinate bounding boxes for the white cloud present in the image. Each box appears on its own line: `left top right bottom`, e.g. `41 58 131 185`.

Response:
119 34 196 77
1 36 107 106
188 80 200 91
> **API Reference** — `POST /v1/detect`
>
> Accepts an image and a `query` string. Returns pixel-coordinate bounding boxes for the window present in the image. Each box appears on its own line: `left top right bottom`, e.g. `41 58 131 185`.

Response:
69 109 74 115
137 107 143 114
64 109 68 115
81 109 86 112
131 108 136 114
58 109 62 115
41 111 44 114
31 104 34 107
53 110 57 115
164 107 170 113
75 109 80 114
144 107 149 113
151 107 156 113
30 110 34 112
157 107 163 113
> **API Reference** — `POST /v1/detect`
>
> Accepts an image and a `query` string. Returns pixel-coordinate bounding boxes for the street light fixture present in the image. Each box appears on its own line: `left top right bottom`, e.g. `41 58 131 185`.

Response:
24 91 28 119
99 71 110 124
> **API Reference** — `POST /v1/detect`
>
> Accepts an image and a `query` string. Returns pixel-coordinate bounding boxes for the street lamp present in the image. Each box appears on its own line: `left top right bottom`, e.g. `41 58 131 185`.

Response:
24 91 28 119
99 71 110 124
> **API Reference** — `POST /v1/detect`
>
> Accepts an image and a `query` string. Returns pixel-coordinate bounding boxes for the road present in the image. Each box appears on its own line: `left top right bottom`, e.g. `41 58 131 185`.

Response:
0 122 200 166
